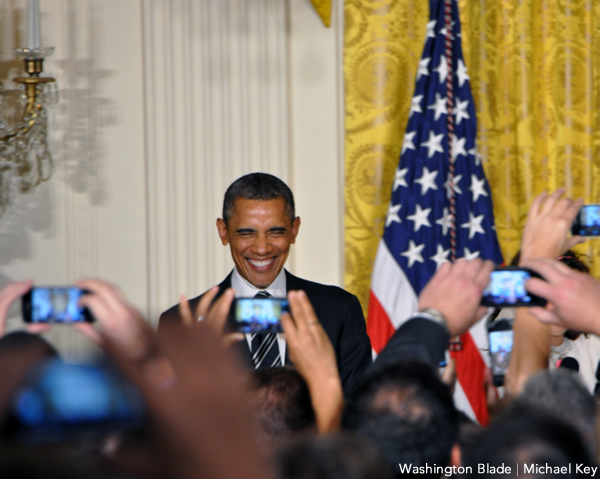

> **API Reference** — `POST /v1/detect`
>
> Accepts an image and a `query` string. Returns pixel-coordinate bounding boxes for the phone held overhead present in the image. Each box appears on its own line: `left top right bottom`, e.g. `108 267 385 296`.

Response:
22 286 94 323
481 267 547 308
572 204 600 237
228 297 289 334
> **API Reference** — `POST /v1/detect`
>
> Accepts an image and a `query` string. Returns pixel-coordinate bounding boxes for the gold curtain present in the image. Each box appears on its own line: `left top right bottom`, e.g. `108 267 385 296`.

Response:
344 0 600 314
310 0 332 27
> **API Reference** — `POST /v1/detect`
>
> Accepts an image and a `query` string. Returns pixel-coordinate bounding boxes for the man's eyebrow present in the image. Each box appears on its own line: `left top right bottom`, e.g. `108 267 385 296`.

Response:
268 227 287 233
235 228 257 234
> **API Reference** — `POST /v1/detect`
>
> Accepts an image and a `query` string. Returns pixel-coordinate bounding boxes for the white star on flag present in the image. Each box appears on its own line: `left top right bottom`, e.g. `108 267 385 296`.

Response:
385 203 402 227
451 135 467 161
444 173 463 198
410 95 424 117
430 244 450 269
421 131 444 158
417 58 431 80
434 55 448 83
428 93 448 121
457 59 470 87
463 247 480 260
393 168 409 191
436 207 453 236
469 174 489 202
426 20 437 38
407 204 432 232
454 99 470 125
414 166 439 195
461 212 485 239
402 131 417 155
468 146 482 166
401 240 425 268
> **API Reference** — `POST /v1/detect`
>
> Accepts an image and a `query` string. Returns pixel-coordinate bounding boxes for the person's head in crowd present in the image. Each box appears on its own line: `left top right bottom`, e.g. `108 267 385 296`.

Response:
249 367 316 452
0 331 58 359
217 172 301 289
342 361 459 478
456 411 482 462
463 404 595 479
276 432 392 479
516 369 596 457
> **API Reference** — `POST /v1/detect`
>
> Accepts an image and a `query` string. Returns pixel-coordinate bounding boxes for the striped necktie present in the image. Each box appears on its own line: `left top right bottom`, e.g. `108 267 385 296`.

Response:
250 291 282 369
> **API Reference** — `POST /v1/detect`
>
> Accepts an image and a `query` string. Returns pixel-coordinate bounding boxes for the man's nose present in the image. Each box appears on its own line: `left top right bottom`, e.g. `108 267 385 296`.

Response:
252 234 271 254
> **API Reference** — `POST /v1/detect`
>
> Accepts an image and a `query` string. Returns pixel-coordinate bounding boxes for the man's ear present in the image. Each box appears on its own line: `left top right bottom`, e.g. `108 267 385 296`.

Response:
291 216 301 244
216 218 229 246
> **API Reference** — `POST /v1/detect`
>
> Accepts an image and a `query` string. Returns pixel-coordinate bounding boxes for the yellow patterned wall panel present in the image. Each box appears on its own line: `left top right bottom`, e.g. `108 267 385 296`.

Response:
344 0 428 311
345 0 600 315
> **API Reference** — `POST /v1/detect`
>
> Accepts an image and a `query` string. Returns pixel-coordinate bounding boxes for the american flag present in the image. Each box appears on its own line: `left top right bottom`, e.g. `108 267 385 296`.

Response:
366 0 503 425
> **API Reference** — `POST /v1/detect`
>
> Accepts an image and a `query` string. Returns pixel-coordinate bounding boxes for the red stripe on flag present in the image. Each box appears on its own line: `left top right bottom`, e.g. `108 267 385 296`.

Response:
450 331 489 426
366 290 396 354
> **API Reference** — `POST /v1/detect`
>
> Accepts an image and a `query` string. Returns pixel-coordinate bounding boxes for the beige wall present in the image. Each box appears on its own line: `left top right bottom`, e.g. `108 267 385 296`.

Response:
0 0 344 352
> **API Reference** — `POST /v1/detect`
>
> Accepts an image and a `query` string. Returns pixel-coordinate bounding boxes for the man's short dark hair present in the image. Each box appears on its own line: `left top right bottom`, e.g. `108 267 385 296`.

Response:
342 361 459 478
276 433 393 479
249 367 316 451
222 173 295 225
463 404 595 479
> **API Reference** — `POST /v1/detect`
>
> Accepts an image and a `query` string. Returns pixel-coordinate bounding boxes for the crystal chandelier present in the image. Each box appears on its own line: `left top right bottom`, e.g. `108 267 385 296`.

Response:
0 0 56 215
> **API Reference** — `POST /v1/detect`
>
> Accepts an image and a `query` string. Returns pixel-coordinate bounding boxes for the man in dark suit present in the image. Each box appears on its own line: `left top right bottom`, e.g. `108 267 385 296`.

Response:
159 173 372 396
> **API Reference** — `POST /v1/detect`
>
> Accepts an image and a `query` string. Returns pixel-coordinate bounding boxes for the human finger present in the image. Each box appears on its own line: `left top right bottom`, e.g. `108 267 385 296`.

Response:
539 188 565 216
527 306 562 326
195 286 220 318
204 288 235 334
527 190 547 219
474 260 495 289
76 279 130 319
73 322 103 345
0 280 34 329
25 323 52 335
288 290 317 336
178 295 194 327
565 235 585 251
222 333 245 348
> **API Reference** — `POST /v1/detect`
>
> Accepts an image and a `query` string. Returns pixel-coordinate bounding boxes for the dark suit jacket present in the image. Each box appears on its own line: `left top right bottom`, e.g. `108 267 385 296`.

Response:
159 269 373 397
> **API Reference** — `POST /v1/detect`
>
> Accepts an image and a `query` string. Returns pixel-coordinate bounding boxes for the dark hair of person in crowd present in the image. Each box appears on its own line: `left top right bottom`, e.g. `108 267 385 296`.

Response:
516 369 597 457
222 172 296 225
249 367 316 452
463 404 596 479
0 331 59 359
276 432 393 479
342 361 459 479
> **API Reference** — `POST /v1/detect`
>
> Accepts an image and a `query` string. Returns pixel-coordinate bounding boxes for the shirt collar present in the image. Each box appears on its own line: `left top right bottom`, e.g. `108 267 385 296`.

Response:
231 268 287 298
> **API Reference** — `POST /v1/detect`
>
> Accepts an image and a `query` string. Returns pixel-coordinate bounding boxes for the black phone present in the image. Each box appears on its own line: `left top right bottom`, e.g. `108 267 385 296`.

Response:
481 267 547 307
22 286 94 323
4 358 146 444
487 319 513 387
228 297 289 334
572 204 600 237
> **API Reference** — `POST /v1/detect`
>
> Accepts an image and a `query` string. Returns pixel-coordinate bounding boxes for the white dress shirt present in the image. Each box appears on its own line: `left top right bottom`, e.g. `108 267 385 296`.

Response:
231 268 287 363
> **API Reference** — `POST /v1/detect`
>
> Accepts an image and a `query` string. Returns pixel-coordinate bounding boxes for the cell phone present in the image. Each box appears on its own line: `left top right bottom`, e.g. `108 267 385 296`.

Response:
22 286 94 323
488 319 513 387
4 358 146 444
228 297 289 334
481 267 547 307
572 204 600 237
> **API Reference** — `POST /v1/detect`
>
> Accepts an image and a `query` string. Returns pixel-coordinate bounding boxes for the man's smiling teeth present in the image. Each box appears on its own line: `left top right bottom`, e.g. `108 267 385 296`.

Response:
248 258 274 268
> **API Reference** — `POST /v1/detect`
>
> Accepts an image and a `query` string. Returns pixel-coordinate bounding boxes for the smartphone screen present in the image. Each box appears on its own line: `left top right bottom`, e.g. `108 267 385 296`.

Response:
229 298 289 334
489 329 514 384
572 205 600 237
481 268 547 307
22 287 94 323
6 359 146 443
